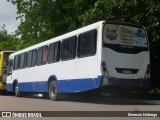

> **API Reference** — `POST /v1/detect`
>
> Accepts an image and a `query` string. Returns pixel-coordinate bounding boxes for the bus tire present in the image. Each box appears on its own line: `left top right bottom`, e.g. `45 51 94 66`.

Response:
14 84 21 97
49 81 59 101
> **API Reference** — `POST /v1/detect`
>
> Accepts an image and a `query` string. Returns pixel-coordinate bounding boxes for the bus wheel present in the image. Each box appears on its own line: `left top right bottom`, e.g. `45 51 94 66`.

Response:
14 84 21 97
49 81 59 101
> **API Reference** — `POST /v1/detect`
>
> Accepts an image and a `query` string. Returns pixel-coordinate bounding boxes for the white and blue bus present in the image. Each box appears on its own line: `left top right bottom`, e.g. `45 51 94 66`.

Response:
7 21 150 100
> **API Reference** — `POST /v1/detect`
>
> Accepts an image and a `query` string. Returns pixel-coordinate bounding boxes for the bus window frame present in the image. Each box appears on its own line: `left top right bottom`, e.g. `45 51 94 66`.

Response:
77 29 97 58
8 59 13 76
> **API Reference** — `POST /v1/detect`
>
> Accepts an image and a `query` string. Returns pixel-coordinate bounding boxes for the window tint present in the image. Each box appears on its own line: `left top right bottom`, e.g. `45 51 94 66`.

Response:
19 53 27 69
31 49 37 67
54 42 60 62
8 59 13 75
37 46 48 66
42 46 48 65
19 54 24 69
27 51 32 68
13 55 19 70
24 53 27 68
48 43 54 63
37 47 43 66
61 36 77 61
48 42 61 64
77 29 97 58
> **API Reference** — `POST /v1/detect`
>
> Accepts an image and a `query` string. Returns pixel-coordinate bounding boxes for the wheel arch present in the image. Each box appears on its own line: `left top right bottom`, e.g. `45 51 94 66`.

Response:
13 79 18 91
48 75 58 87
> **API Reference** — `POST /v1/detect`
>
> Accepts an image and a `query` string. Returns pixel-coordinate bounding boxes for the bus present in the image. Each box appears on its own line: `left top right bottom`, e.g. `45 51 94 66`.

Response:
0 51 14 93
6 21 150 100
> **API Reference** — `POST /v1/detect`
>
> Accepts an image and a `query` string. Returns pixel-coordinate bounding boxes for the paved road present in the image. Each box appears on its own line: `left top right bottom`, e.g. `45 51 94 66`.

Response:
0 93 160 120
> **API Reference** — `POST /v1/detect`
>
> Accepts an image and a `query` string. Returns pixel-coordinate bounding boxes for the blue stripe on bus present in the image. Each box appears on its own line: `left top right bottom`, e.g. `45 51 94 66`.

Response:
6 81 49 92
7 76 103 93
57 76 103 93
6 76 151 93
7 84 13 92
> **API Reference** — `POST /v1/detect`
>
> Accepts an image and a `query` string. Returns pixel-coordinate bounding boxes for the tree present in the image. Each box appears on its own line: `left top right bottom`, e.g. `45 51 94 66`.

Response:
0 24 20 51
8 0 68 47
7 0 97 48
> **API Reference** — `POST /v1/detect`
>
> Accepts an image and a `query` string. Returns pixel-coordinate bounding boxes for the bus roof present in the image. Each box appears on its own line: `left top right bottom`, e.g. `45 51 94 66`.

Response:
9 20 146 57
10 21 105 57
0 51 15 53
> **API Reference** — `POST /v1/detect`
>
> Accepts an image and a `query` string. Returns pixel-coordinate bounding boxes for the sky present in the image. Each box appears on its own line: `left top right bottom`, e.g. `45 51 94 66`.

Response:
0 0 20 34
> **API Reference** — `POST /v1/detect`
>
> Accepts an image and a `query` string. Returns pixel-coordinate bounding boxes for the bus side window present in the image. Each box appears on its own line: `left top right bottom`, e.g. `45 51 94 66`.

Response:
37 47 43 66
31 49 37 67
19 53 27 69
27 51 33 68
13 55 19 70
8 59 13 75
54 42 61 63
48 42 61 64
77 29 97 58
37 46 48 66
61 36 77 61
3 54 8 67
48 43 55 64
24 52 27 68
19 53 24 69
42 46 48 65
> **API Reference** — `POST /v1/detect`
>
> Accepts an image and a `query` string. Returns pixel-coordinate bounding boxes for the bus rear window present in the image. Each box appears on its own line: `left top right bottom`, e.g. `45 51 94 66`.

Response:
103 24 148 48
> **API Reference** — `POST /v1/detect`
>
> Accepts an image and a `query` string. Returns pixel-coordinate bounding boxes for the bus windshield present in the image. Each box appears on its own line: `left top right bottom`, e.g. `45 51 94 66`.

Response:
3 52 12 67
103 23 148 50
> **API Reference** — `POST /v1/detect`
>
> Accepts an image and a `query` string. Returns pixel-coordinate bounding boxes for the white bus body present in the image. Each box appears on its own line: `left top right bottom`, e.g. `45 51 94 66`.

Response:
7 21 150 100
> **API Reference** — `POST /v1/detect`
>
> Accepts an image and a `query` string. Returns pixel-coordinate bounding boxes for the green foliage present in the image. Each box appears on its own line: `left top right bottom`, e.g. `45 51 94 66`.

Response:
8 0 97 48
0 25 20 51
